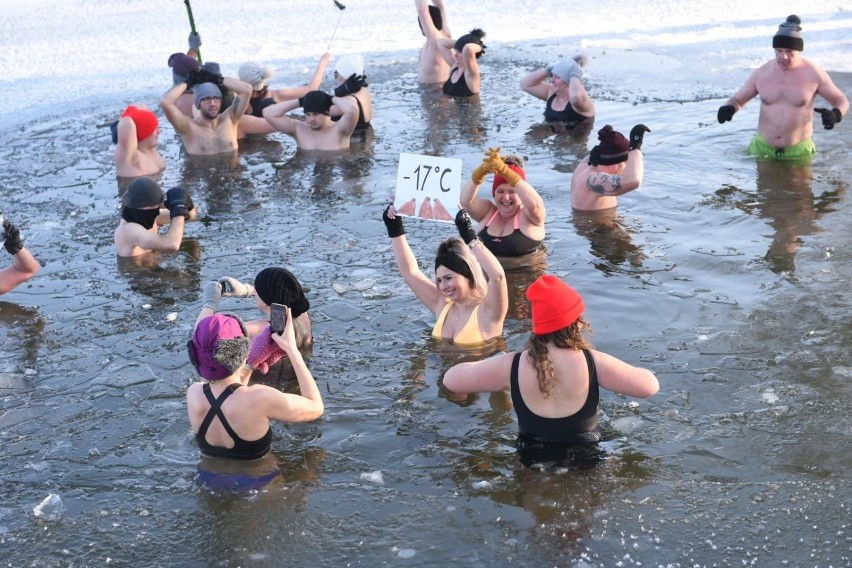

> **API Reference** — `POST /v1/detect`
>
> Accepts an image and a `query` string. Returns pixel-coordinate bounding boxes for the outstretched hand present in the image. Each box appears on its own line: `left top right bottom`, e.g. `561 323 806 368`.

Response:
455 209 478 245
470 147 501 184
334 73 367 97
629 124 650 150
717 104 736 124
815 107 842 130
218 277 254 297
382 204 405 238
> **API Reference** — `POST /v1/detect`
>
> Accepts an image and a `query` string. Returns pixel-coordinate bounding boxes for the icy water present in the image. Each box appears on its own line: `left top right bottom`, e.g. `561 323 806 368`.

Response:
1 1 851 566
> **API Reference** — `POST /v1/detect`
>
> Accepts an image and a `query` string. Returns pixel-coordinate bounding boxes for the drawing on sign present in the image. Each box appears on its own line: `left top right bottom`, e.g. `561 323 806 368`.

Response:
394 153 462 223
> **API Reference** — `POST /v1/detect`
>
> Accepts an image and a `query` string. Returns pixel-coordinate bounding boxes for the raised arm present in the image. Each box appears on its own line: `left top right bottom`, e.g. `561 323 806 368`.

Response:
114 116 139 169
262 98 302 135
454 210 507 326
383 205 441 311
268 306 324 422
0 246 38 295
590 349 659 399
520 67 551 101
443 351 514 394
586 150 644 197
460 151 498 222
160 82 193 134
513 179 546 226
568 75 595 116
330 94 358 137
223 77 253 123
461 43 482 93
270 53 331 102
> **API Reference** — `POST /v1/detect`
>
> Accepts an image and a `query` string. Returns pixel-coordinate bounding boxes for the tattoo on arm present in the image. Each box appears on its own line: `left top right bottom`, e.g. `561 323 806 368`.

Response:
587 173 622 196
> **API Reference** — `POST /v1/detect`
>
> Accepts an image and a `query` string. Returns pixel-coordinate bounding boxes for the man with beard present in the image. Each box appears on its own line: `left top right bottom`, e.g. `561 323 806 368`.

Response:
114 178 197 258
160 67 252 155
717 15 848 160
262 90 358 151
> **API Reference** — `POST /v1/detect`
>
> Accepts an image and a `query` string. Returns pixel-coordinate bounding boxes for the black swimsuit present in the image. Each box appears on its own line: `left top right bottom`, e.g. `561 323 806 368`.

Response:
331 96 370 131
477 211 543 257
442 67 475 97
195 383 272 461
544 95 589 127
510 350 601 443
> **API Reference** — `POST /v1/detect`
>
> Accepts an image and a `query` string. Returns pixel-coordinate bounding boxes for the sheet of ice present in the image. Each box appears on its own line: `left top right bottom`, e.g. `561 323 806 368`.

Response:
0 0 849 126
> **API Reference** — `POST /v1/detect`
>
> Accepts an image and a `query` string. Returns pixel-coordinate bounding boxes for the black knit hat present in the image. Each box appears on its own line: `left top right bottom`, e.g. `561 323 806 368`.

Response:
253 267 310 318
773 15 803 51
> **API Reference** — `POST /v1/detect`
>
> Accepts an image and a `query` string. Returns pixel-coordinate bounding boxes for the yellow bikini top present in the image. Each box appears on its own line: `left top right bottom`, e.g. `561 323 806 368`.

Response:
431 302 484 346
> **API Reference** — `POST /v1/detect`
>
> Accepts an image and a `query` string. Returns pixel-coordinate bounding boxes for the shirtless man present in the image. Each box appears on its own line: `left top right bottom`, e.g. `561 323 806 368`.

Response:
570 124 649 211
262 90 358 151
415 0 452 84
114 104 165 178
114 177 197 258
0 217 39 295
718 15 848 160
160 68 252 155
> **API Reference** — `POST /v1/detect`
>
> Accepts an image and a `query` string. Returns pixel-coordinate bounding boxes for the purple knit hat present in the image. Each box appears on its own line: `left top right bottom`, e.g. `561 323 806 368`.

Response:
188 314 249 380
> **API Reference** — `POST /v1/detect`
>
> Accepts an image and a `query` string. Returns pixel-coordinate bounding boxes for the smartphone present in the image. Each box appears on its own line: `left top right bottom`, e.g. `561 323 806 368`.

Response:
270 303 288 335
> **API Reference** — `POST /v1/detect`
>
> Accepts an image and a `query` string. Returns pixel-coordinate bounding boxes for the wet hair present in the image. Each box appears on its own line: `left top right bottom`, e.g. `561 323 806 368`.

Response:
454 28 486 58
524 317 593 398
434 237 487 301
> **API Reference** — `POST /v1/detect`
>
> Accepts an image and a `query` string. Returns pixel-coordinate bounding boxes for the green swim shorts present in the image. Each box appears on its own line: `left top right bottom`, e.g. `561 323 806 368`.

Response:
747 133 816 161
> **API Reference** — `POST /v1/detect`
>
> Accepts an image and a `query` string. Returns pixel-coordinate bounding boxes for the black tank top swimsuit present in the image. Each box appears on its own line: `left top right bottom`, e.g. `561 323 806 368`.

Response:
510 350 601 444
442 67 475 97
331 96 369 131
476 211 543 257
195 383 272 461
544 95 588 127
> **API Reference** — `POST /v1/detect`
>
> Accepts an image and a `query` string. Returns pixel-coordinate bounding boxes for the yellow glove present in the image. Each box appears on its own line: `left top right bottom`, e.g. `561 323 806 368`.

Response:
470 147 501 184
487 150 521 187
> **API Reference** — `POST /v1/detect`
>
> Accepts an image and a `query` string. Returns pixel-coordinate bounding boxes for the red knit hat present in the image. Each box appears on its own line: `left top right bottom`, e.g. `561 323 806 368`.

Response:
526 274 585 335
121 105 158 142
492 163 526 195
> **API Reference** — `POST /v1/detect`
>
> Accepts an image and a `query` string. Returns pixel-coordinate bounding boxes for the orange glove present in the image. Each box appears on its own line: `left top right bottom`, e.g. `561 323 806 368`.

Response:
487 151 521 187
470 147 502 184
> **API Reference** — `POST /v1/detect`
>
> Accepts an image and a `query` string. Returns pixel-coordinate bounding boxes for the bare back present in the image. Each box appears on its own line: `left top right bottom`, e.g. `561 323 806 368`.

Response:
570 160 619 211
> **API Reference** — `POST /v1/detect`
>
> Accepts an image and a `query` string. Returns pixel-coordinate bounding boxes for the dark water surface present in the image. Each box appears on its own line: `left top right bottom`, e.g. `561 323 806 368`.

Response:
0 52 850 566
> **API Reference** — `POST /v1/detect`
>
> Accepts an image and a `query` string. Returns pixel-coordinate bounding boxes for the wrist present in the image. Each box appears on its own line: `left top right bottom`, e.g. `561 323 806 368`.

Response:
468 239 481 249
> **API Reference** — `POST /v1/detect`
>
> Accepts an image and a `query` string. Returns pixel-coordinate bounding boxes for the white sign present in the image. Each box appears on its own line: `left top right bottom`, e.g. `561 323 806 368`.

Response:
394 153 462 223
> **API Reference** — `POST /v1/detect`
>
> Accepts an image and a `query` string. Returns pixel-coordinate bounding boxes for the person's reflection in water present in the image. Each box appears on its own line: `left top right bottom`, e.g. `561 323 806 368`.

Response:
116 246 202 306
571 208 644 275
0 302 44 375
501 247 547 322
525 118 594 173
179 152 245 216
419 85 483 156
750 159 841 274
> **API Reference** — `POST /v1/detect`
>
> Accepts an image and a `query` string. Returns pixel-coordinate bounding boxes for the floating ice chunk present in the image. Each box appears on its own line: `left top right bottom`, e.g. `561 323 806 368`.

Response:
471 480 491 489
760 388 778 404
397 549 416 559
33 493 63 521
360 470 384 484
166 312 177 322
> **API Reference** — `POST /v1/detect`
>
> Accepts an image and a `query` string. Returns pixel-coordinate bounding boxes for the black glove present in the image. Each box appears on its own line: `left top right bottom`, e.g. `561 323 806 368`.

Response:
629 124 650 151
165 187 193 219
382 205 405 238
334 73 367 97
588 146 601 167
717 105 736 124
186 68 223 88
455 209 478 245
2 219 24 255
815 107 842 130
110 120 119 144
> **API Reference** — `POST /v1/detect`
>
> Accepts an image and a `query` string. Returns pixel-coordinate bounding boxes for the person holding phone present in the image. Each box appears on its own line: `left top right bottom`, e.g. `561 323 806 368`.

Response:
186 311 324 461
382 206 508 346
198 267 312 373
443 274 659 467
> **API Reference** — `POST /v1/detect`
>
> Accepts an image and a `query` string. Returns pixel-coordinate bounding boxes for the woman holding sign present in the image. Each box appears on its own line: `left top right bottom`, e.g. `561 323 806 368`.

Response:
459 149 545 258
382 205 507 346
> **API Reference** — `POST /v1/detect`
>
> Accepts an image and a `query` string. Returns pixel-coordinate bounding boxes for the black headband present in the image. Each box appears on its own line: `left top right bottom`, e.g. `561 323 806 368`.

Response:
435 253 474 284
